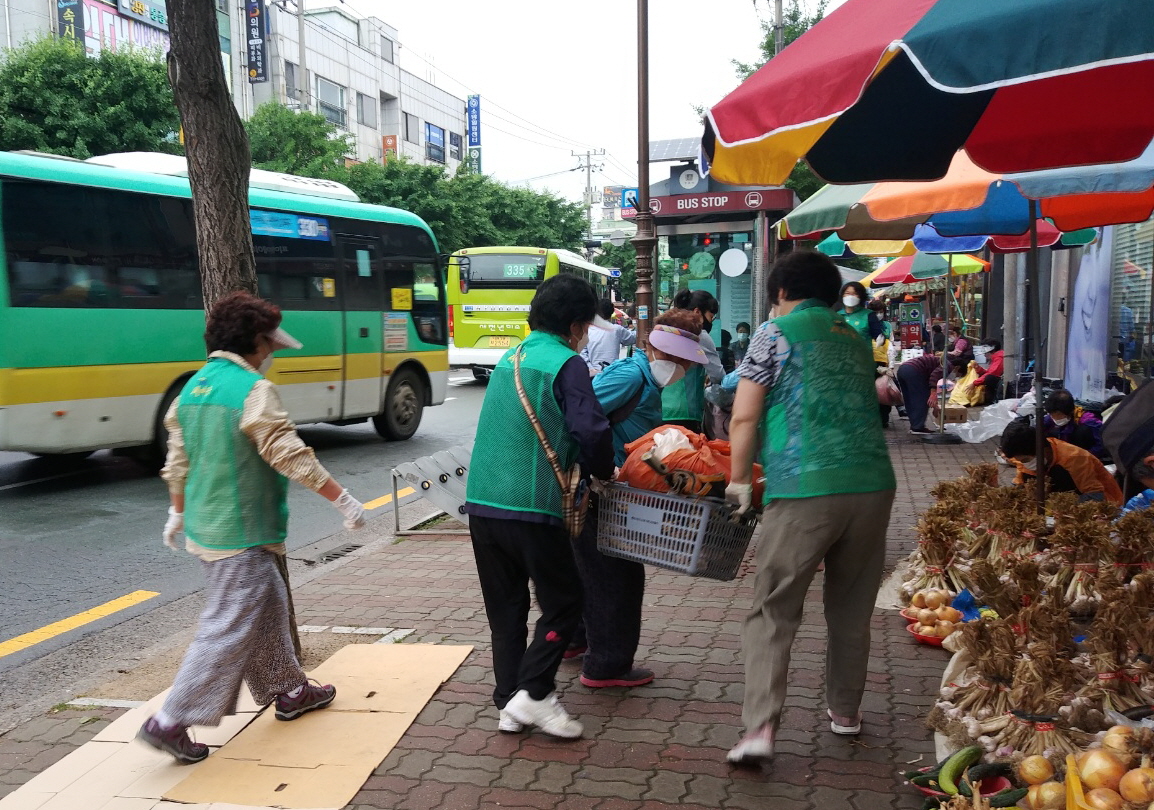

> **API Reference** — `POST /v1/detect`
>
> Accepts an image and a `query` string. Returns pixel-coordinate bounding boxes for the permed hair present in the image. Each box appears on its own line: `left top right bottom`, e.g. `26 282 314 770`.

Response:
204 291 282 356
766 249 841 308
654 307 702 335
1044 389 1077 417
1000 419 1041 459
528 273 599 337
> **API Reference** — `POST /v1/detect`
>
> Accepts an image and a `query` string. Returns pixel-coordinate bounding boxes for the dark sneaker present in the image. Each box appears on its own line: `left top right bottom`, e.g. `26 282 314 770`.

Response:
562 644 587 660
136 717 209 764
580 667 655 688
275 680 336 720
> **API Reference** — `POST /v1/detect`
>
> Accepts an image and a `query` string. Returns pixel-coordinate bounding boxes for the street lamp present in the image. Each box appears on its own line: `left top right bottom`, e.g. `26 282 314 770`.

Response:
630 0 656 346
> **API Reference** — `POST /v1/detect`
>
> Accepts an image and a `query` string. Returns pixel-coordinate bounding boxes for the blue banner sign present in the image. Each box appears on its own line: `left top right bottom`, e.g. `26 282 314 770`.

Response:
250 211 331 241
467 95 481 148
246 0 269 83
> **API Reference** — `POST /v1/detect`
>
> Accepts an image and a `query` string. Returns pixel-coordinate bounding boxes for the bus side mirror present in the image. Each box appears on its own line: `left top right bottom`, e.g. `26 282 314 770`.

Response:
451 256 471 295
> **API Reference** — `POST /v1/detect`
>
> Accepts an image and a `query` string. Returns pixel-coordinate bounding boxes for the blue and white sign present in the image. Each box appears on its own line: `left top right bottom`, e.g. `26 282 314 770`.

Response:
608 268 622 277
467 95 481 148
250 210 331 241
622 187 639 209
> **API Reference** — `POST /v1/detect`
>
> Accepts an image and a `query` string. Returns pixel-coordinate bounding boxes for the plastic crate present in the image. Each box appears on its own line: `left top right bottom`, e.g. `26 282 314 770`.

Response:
595 482 758 581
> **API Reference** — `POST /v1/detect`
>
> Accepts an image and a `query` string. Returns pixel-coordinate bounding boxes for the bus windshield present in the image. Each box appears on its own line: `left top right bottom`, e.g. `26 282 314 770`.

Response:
464 254 547 286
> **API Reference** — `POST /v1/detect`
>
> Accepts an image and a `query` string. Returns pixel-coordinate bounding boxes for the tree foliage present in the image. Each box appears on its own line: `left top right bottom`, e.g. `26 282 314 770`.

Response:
593 243 637 301
244 103 586 254
0 37 180 158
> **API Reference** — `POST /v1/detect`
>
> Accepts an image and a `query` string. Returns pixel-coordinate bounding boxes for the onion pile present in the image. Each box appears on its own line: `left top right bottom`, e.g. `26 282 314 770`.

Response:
913 597 963 638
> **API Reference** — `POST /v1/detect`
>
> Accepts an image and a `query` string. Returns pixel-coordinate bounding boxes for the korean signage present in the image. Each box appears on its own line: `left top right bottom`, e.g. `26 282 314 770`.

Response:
381 135 397 163
118 0 167 31
250 211 331 241
246 0 268 83
57 0 82 41
466 147 482 175
899 303 923 349
602 186 624 208
466 95 481 147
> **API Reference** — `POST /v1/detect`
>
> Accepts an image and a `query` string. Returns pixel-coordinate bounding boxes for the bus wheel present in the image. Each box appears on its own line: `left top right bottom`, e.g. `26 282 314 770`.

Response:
373 368 425 441
471 367 489 382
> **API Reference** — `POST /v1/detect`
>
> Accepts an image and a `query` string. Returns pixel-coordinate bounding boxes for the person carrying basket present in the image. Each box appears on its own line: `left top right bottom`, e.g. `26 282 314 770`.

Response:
725 250 897 765
464 274 615 740
566 309 707 689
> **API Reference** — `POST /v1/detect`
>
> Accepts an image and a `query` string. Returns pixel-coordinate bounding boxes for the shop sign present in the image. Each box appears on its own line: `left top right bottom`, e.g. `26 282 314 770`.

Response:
649 188 794 217
245 0 268 83
57 0 82 41
118 0 167 31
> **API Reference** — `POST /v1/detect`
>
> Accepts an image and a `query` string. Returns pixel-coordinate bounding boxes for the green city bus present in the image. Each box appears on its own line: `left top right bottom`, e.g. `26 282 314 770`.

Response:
447 246 611 379
0 150 449 460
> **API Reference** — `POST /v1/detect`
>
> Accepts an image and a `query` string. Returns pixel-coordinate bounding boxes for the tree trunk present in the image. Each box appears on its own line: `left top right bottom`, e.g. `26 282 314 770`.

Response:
166 0 256 308
166 1 301 660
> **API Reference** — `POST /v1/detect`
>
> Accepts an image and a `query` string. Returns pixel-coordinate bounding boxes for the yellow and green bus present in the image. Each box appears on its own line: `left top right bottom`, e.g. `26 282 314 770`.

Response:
0 150 449 460
447 246 611 379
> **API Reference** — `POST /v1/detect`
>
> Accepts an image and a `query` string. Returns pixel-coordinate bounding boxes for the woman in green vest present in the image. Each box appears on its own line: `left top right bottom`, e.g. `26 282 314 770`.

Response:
724 251 897 765
137 292 367 764
661 289 725 433
464 274 615 740
838 281 886 344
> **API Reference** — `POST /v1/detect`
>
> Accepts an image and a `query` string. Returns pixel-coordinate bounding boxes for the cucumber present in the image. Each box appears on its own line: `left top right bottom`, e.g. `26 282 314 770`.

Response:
937 745 984 795
988 787 1028 808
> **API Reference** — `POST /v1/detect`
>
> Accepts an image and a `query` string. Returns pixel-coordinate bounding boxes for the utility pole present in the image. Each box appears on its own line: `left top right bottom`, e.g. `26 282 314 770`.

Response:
632 0 655 345
296 0 308 109
774 0 784 55
572 149 605 238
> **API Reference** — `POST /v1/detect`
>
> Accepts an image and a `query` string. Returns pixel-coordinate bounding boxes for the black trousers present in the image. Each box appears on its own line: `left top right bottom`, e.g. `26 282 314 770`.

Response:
897 365 931 430
569 497 646 679
469 515 583 708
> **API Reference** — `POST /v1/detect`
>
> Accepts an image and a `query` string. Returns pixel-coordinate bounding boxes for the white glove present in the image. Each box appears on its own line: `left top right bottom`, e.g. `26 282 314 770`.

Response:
875 334 886 347
163 507 184 550
334 489 366 530
724 482 753 514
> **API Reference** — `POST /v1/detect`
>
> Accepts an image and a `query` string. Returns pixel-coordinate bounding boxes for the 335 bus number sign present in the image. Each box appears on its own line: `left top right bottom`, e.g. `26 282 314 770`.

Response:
502 264 539 279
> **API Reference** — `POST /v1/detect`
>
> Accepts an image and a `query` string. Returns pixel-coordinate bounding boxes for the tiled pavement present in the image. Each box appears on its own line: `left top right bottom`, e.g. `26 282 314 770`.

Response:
0 429 993 810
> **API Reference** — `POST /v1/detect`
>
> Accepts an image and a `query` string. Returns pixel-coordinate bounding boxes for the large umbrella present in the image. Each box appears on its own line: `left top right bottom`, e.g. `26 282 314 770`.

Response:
702 0 1154 185
871 253 988 286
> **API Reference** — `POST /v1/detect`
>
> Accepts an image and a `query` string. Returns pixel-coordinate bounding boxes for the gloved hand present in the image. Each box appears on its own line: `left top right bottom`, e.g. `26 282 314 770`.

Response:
163 507 184 550
334 489 366 530
724 482 753 514
875 333 886 347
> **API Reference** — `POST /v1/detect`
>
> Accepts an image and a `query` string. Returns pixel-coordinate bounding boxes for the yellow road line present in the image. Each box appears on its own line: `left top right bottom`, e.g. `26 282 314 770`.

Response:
0 590 160 659
365 487 415 511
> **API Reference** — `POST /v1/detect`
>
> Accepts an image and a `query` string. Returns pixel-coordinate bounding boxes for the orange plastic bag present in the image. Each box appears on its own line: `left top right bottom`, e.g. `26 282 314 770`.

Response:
618 425 764 503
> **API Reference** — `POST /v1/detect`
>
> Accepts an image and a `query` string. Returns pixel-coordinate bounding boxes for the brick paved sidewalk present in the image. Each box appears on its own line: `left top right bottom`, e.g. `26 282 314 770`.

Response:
0 431 992 810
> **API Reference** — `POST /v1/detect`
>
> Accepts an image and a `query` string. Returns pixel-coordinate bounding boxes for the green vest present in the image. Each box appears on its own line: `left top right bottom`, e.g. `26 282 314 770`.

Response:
661 363 705 422
839 307 871 342
761 301 896 501
178 357 289 548
466 331 579 520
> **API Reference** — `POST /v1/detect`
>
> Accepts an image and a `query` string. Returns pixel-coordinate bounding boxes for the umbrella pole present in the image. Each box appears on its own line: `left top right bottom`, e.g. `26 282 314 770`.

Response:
925 255 962 445
1027 204 1046 509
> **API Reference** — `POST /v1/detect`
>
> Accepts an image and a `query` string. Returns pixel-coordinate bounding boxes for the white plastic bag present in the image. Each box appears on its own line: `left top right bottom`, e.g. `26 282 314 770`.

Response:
651 428 694 461
948 399 1020 443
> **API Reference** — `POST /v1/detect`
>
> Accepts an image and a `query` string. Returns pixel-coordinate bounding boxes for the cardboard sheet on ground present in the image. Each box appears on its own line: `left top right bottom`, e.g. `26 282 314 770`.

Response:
164 644 471 809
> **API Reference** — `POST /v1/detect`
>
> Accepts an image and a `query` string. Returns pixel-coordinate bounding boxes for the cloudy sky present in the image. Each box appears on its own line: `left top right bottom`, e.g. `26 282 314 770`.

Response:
336 0 781 206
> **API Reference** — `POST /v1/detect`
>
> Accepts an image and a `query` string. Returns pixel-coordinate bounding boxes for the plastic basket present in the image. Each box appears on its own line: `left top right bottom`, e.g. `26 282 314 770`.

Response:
595 482 758 581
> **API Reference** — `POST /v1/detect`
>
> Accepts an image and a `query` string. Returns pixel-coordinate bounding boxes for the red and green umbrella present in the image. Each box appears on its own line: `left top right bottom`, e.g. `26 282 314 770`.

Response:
703 0 1154 185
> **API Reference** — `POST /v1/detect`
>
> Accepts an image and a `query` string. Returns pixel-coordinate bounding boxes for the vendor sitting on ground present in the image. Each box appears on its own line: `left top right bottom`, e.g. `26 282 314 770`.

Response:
1043 389 1108 462
999 420 1123 505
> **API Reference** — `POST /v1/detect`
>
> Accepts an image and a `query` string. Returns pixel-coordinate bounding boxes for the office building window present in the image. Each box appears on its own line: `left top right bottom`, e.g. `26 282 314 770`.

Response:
357 92 377 128
449 132 462 161
285 61 297 103
215 0 228 11
425 123 445 163
316 76 346 128
380 36 394 64
403 112 419 144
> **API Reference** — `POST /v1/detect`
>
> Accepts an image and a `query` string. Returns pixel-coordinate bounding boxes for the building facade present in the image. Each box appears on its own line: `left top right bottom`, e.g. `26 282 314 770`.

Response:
1 0 464 170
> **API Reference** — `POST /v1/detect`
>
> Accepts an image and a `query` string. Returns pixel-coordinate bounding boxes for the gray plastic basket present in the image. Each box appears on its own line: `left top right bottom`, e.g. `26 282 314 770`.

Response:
595 482 758 581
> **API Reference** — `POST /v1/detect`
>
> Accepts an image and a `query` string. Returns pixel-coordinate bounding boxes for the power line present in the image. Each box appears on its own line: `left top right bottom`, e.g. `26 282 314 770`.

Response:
511 166 583 185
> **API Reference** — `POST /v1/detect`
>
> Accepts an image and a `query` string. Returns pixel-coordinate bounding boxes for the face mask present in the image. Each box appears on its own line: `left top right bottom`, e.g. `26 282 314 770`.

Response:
258 354 273 375
1051 416 1070 428
1019 458 1038 472
650 359 686 388
575 331 589 353
736 332 749 344
843 295 861 309
702 316 714 334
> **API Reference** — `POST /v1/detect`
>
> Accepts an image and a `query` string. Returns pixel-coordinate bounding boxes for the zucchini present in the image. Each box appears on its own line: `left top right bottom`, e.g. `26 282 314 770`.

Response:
988 787 1028 808
959 761 1015 796
937 745 983 795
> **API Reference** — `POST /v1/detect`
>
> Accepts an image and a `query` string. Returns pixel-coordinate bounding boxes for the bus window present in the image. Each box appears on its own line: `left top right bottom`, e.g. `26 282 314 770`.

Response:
252 232 339 311
458 253 547 287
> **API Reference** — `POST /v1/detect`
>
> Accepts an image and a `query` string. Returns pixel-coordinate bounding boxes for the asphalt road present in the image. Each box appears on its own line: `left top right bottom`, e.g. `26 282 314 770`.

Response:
0 371 486 682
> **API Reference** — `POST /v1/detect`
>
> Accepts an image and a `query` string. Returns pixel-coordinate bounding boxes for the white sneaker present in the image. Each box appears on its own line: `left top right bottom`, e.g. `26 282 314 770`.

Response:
503 690 583 739
498 709 523 733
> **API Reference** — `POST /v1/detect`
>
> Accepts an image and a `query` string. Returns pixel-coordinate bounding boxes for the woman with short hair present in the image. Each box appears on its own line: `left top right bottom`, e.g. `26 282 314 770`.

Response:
138 291 366 764
465 273 615 739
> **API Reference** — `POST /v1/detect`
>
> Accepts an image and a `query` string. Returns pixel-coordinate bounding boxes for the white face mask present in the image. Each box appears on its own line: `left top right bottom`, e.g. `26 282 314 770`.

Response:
843 295 861 309
1019 458 1038 472
736 332 749 344
650 359 686 388
575 331 589 353
258 354 273 375
1051 416 1070 428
